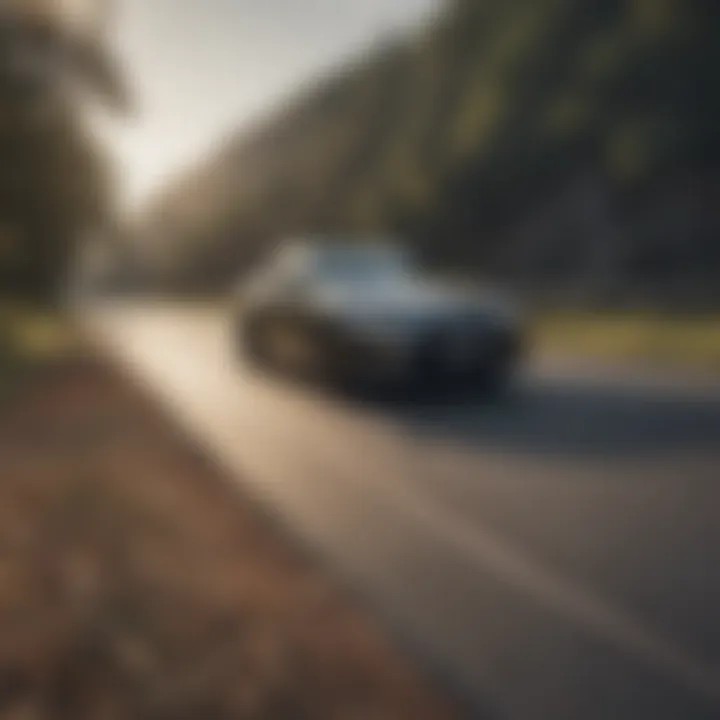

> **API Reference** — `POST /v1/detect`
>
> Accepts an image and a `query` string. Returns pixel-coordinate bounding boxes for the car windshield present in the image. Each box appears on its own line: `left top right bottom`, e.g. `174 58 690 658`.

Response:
315 246 411 282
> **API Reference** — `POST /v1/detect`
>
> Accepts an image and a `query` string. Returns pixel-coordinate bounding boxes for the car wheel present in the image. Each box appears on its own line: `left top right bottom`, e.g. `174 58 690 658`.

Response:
235 313 271 369
238 312 331 380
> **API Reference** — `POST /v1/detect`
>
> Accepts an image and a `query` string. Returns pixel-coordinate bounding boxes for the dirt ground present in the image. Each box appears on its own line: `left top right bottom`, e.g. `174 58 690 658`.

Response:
0 352 457 719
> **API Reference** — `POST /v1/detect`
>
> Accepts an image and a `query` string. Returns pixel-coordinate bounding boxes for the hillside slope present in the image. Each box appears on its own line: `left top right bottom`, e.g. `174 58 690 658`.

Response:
138 0 719 307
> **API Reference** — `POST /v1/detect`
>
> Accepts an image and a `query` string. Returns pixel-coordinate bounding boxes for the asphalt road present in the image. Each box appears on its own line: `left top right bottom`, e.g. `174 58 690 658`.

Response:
87 302 720 719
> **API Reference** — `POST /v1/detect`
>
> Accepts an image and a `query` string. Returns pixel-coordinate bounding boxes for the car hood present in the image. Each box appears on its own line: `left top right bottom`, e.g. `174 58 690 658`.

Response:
312 278 520 328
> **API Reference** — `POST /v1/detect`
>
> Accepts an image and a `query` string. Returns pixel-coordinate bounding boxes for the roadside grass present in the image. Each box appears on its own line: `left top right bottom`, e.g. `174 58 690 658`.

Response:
76 293 720 374
0 302 80 401
207 296 720 374
533 313 720 372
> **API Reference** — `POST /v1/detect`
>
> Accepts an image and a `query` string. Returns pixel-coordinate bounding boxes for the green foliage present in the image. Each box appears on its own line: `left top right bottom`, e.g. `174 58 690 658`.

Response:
535 312 720 371
0 2 126 302
143 0 720 304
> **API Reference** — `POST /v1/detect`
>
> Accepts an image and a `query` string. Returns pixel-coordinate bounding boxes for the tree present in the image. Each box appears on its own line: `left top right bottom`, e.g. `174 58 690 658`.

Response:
0 0 128 300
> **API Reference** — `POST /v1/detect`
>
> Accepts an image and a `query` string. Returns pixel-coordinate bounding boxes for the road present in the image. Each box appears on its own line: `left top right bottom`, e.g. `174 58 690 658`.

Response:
87 302 720 719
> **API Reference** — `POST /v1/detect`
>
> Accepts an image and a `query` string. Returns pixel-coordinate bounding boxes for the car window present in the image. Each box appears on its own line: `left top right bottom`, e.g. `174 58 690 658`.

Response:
317 247 410 281
270 245 312 288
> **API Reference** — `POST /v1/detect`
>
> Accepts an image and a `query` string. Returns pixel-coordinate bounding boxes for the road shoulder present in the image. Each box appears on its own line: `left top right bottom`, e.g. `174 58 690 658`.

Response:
0 351 457 719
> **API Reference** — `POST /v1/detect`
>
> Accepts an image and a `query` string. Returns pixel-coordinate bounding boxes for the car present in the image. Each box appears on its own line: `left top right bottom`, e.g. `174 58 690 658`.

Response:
231 238 524 397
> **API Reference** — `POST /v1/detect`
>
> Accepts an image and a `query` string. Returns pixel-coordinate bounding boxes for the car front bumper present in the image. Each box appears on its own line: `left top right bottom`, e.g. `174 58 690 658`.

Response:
341 324 524 388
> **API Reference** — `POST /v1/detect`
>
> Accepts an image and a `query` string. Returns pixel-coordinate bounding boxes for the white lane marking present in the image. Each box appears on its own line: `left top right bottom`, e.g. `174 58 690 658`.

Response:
87 309 720 708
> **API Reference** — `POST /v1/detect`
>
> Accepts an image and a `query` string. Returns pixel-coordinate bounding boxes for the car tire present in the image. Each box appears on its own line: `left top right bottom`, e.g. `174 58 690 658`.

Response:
236 311 340 384
235 312 274 370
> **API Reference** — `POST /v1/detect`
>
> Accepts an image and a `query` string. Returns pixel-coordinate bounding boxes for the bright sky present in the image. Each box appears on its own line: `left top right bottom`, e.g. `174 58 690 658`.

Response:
101 0 438 209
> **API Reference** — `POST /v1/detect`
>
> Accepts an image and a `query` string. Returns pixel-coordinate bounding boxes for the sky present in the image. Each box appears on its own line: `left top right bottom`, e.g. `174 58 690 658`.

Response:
100 0 439 209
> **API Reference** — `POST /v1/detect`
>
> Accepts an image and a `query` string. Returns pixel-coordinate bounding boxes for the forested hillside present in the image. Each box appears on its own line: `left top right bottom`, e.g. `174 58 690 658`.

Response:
138 0 719 307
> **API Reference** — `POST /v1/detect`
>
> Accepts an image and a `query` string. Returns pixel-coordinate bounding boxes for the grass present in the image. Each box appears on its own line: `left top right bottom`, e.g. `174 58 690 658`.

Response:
0 303 80 399
533 313 720 372
108 294 720 374
0 303 78 356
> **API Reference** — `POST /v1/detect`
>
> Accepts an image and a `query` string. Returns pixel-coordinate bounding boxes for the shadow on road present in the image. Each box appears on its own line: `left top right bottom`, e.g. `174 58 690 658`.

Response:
361 379 720 459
